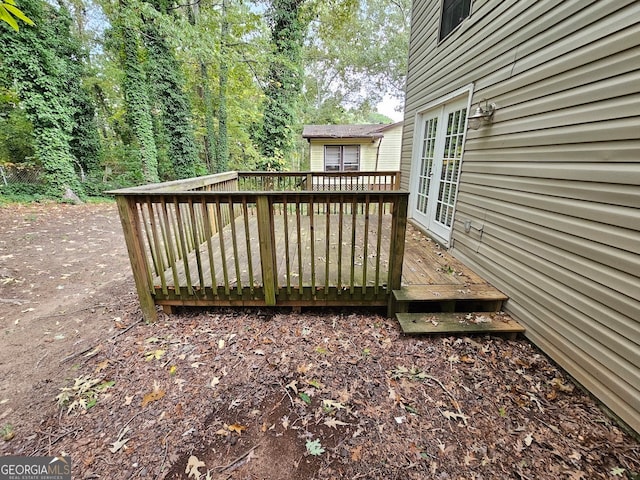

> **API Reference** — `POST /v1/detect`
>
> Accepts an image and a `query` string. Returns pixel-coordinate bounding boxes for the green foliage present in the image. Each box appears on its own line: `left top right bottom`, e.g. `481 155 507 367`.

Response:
0 88 34 163
305 438 325 456
256 0 309 169
0 0 89 197
116 18 159 183
0 0 33 31
70 85 104 176
302 0 410 119
143 0 201 179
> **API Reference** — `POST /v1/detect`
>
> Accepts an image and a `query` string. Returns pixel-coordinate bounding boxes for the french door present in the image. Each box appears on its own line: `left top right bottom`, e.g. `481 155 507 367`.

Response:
411 97 468 243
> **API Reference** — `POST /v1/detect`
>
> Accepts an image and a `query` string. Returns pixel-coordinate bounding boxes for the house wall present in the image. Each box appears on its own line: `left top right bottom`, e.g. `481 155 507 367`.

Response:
308 128 402 171
376 124 404 170
401 0 640 432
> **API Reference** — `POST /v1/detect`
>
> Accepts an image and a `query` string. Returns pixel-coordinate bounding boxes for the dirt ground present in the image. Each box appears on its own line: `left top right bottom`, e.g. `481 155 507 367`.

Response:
0 202 638 480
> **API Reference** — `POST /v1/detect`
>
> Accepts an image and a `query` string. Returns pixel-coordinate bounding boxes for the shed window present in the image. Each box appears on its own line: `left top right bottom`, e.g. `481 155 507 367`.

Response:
324 145 360 171
439 0 471 41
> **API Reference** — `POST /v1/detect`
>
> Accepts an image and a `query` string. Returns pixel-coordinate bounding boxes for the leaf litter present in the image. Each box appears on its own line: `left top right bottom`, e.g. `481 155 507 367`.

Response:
3 305 639 479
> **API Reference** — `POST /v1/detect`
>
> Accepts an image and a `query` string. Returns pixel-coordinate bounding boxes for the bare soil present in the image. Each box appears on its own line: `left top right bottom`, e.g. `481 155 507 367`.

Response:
0 202 638 480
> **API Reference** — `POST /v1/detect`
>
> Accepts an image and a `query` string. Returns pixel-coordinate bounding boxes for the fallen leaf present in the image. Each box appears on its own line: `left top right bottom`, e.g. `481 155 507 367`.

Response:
324 418 349 429
285 380 298 394
228 423 247 434
209 377 220 388
144 349 166 361
460 355 475 364
141 389 165 407
551 377 574 393
218 339 225 349
215 429 229 436
524 433 533 447
307 379 324 389
123 395 134 406
296 364 311 374
109 426 130 453
299 392 311 404
610 467 625 477
441 410 469 423
185 455 205 479
350 445 363 461
463 451 476 465
94 359 110 373
322 399 346 411
253 349 265 356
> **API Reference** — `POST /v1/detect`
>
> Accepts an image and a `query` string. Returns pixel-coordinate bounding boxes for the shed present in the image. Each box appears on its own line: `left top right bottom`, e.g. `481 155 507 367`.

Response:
302 122 403 172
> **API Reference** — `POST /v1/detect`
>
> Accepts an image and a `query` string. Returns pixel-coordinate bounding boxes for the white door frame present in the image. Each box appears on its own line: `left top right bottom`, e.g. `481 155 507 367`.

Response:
409 84 474 245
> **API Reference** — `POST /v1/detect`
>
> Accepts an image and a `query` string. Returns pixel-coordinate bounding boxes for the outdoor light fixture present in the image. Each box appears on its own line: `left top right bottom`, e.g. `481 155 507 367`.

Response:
467 99 496 130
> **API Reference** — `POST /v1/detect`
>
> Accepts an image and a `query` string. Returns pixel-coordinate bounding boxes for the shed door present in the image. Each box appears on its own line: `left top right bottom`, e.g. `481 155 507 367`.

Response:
411 97 468 243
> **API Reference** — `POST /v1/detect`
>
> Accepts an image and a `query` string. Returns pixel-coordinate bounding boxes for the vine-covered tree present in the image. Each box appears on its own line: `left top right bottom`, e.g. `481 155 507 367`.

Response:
112 10 159 183
256 0 309 170
143 0 202 179
0 0 88 196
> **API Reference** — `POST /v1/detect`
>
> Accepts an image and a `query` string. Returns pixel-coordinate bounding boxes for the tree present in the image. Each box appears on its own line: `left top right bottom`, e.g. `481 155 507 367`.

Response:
256 0 310 170
112 9 159 183
302 0 410 120
143 0 202 179
0 0 87 196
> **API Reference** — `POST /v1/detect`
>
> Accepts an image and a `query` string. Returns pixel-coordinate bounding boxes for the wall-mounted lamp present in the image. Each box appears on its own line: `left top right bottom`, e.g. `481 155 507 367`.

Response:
467 99 496 130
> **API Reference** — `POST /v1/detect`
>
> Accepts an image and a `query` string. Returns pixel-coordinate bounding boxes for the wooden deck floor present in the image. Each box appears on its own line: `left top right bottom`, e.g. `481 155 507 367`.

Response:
151 214 488 294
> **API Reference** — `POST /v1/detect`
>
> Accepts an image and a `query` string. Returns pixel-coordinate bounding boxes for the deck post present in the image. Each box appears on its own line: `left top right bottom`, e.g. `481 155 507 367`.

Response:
116 196 158 322
256 195 277 305
388 193 408 291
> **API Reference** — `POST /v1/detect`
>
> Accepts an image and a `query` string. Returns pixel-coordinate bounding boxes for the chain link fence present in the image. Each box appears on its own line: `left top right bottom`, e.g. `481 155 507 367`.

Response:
0 163 125 197
0 163 42 186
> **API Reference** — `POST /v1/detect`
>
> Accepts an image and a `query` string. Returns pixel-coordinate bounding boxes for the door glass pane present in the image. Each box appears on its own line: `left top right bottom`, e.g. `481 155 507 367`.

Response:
417 117 438 214
435 106 466 228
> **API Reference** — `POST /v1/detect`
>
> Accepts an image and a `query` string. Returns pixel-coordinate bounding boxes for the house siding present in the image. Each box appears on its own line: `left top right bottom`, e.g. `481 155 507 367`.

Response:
376 124 403 171
401 0 640 433
309 139 378 171
309 128 402 171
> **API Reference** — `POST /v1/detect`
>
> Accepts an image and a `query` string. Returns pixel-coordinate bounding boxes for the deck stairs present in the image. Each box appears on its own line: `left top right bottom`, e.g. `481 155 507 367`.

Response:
390 284 525 337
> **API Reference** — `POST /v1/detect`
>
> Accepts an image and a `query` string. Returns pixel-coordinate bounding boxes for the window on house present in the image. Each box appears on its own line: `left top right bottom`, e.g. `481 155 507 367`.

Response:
439 0 471 41
324 145 360 171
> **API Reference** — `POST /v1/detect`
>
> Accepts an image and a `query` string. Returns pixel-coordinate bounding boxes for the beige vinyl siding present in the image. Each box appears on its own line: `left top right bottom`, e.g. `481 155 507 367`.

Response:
401 0 640 432
376 124 403 170
309 138 385 171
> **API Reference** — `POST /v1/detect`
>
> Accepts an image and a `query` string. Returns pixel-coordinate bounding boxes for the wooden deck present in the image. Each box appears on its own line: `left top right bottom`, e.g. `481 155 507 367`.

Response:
150 217 493 306
111 171 505 322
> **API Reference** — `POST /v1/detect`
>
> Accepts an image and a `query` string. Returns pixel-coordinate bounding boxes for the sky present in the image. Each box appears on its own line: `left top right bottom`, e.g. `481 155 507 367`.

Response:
377 94 404 122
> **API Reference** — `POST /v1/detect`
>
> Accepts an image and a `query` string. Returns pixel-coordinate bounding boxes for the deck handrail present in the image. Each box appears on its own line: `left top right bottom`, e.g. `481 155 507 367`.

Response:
111 172 406 322
109 170 400 195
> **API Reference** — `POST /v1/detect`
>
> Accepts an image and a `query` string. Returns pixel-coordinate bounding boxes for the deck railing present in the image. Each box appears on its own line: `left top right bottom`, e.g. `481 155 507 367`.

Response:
111 171 407 321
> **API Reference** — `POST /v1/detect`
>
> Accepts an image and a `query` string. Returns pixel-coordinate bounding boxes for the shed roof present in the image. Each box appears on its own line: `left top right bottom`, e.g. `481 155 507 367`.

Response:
302 122 402 140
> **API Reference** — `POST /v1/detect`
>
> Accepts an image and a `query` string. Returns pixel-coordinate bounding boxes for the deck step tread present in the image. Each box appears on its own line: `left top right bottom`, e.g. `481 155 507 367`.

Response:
397 312 525 335
393 284 507 302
